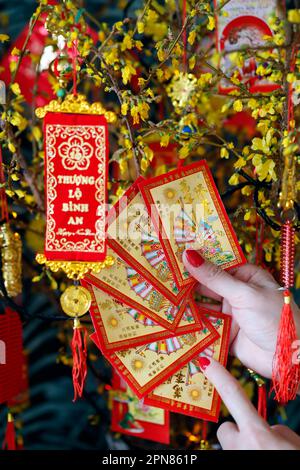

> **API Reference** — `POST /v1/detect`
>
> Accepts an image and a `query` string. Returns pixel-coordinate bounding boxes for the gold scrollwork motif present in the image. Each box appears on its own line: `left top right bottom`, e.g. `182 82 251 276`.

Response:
36 253 115 280
35 93 117 122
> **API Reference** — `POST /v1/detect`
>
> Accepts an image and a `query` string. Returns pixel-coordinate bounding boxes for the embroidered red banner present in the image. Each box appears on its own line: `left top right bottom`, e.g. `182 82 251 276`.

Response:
44 112 108 261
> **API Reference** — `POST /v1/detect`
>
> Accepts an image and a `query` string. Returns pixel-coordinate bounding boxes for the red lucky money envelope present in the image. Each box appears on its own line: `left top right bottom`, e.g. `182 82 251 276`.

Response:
83 281 204 353
139 160 246 290
107 177 193 306
144 311 231 422
84 247 188 332
98 319 219 399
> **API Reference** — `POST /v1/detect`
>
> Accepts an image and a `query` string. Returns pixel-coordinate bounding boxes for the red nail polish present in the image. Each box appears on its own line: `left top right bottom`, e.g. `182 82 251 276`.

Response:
185 249 205 268
198 357 210 371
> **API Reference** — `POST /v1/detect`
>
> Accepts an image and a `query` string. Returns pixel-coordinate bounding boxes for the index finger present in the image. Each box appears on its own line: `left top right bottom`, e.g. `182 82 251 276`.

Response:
198 357 268 430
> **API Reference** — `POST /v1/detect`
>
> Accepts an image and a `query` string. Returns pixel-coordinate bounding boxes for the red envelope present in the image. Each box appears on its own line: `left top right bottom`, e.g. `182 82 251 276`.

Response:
109 372 170 445
98 318 219 399
107 177 193 305
139 160 246 290
83 280 205 352
143 312 231 422
84 247 188 332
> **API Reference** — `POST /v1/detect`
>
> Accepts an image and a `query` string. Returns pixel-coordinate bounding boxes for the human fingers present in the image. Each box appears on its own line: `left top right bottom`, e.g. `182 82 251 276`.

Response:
232 264 279 289
230 330 274 378
198 356 267 430
271 425 300 447
183 250 248 304
216 421 239 450
195 284 223 302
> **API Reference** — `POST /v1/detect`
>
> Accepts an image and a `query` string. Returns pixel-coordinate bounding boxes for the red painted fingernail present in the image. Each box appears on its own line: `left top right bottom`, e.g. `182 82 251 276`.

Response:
198 357 211 371
185 250 205 268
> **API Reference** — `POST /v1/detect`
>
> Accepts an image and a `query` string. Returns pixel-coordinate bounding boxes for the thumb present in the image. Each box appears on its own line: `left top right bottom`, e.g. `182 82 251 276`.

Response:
198 356 267 430
183 249 246 304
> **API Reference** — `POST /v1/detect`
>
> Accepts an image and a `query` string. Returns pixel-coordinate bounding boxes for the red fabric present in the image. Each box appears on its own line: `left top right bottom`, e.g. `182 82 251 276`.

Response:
0 309 23 404
2 420 16 451
71 325 88 401
110 371 170 444
272 290 300 404
43 112 108 262
258 384 267 420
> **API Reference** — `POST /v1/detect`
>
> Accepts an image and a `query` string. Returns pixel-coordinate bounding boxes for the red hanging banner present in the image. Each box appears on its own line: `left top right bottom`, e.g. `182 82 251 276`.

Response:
43 111 108 262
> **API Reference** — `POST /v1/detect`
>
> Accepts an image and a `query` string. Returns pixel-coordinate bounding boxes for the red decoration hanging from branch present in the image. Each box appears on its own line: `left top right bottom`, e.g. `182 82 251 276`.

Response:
0 308 23 404
43 111 108 262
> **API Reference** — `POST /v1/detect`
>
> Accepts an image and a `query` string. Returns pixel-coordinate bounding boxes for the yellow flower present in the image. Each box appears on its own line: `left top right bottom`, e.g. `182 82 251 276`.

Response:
244 211 251 221
121 103 128 116
228 174 239 186
141 157 149 172
8 142 16 153
198 72 212 87
144 145 154 162
103 48 119 66
160 134 170 147
114 21 123 31
0 34 9 42
121 34 133 51
119 158 127 175
130 105 140 124
11 82 21 95
157 48 166 62
137 21 144 34
138 101 150 121
220 147 229 159
179 146 189 159
233 99 243 112
234 157 246 169
207 16 215 31
122 64 136 85
11 47 20 56
288 9 300 23
32 126 42 141
189 55 196 70
188 30 196 46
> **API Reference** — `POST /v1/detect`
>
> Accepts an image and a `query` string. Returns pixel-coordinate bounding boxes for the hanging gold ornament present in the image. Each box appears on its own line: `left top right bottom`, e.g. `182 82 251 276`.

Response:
60 285 92 318
167 72 197 108
60 284 91 402
0 223 22 297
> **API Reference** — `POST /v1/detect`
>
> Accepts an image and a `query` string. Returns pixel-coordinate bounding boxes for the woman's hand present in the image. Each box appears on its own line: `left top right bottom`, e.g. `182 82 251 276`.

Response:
198 356 300 450
183 250 300 378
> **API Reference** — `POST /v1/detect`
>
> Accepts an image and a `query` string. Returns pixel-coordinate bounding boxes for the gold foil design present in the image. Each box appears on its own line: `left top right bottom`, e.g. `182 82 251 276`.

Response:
35 93 116 122
36 253 115 280
0 223 22 297
60 285 92 317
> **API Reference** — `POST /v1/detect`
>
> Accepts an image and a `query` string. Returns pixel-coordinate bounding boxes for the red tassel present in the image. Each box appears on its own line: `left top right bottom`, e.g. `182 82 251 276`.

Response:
71 318 88 402
258 384 267 420
272 290 300 404
272 220 300 404
2 413 16 450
